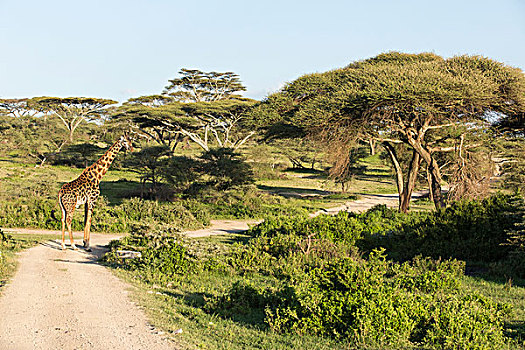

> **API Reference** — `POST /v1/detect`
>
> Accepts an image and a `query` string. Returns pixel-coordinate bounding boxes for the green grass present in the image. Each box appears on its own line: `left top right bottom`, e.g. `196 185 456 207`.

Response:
461 276 525 345
0 158 140 204
257 155 398 199
105 232 525 350
110 233 346 350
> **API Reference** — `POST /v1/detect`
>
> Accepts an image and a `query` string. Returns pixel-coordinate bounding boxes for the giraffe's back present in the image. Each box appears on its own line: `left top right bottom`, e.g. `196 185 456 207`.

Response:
59 174 99 210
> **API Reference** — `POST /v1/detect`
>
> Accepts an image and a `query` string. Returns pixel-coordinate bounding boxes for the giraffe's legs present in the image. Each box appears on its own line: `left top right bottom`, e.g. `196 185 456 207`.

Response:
83 203 88 245
61 211 66 250
83 203 93 252
66 215 78 250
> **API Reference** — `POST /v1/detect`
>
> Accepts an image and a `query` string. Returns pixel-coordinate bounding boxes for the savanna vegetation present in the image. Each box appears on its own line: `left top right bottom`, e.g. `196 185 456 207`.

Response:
1 52 525 349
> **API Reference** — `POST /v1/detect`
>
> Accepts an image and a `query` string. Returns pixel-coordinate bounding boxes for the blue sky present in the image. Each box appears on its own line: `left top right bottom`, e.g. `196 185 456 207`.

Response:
1 0 524 102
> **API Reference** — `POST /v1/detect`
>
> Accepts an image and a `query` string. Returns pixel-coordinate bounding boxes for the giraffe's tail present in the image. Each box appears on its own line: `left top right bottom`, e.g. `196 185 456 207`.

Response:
50 209 59 222
57 192 66 222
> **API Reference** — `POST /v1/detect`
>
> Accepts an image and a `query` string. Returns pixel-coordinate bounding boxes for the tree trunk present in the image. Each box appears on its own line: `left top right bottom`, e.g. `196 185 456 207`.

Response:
399 151 421 213
383 142 405 211
368 138 376 156
408 139 445 209
426 166 434 204
429 168 445 208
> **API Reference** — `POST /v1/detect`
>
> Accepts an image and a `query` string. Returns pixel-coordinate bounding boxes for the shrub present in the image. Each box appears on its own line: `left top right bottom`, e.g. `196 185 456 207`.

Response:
103 226 195 277
194 185 309 220
199 147 254 190
259 250 508 348
388 193 524 262
248 204 409 246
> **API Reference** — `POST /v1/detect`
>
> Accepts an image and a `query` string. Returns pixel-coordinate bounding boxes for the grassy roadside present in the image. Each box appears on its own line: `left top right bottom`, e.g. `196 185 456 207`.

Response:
103 227 525 350
461 276 525 342
109 234 347 350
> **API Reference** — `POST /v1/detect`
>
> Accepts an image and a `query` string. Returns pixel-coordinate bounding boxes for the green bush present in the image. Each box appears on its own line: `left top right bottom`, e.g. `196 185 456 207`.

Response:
258 251 507 348
387 193 524 262
249 204 410 246
194 186 309 220
206 280 280 318
199 147 254 190
103 226 195 277
208 196 522 348
212 249 508 348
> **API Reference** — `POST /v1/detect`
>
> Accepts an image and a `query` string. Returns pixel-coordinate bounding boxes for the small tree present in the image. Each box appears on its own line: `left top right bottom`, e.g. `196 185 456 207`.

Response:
124 146 171 198
33 97 117 143
164 69 246 102
50 143 105 168
199 148 254 190
161 156 202 192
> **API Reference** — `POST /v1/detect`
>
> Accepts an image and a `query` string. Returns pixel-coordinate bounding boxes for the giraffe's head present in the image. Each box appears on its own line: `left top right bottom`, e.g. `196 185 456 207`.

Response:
120 133 135 152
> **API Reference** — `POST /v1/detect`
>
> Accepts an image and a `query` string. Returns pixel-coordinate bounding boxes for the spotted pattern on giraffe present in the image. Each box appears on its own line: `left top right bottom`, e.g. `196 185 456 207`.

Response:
58 134 134 251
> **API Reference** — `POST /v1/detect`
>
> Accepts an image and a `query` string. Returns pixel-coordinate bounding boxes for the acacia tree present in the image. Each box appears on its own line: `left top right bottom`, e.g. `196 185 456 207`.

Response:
164 69 246 102
112 103 185 153
177 98 257 151
0 98 45 118
33 97 118 142
256 52 525 211
114 69 256 152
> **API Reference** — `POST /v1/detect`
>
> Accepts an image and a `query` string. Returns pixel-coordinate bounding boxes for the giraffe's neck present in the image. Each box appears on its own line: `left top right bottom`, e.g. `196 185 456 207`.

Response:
82 140 122 185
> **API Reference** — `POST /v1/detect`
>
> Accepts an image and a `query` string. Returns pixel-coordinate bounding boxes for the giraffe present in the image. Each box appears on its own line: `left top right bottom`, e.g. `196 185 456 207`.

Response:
58 133 134 251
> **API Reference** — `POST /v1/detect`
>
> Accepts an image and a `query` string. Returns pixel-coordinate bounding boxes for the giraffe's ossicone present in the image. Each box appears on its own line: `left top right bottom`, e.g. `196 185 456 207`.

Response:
58 134 134 251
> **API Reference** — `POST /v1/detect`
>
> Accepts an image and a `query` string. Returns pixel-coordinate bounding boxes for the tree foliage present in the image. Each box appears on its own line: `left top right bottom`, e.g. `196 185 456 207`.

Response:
256 52 525 210
113 69 256 152
124 146 172 198
33 97 117 142
164 68 246 102
0 98 45 118
0 114 69 164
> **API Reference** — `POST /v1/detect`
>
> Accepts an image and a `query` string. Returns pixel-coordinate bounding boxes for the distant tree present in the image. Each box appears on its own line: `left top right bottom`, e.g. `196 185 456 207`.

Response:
33 97 117 142
199 148 254 190
0 114 69 165
256 52 525 211
124 146 171 198
164 69 246 102
125 94 174 107
114 70 256 152
50 143 105 168
0 98 44 118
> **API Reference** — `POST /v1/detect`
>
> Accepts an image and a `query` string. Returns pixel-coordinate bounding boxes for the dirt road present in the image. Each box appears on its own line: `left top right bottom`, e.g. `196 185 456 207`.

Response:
0 192 424 349
0 234 176 350
310 191 427 217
